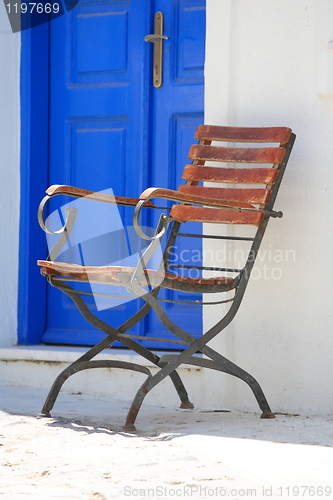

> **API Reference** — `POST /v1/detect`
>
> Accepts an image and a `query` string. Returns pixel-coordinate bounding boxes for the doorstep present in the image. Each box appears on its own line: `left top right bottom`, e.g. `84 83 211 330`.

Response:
0 345 201 370
0 345 204 407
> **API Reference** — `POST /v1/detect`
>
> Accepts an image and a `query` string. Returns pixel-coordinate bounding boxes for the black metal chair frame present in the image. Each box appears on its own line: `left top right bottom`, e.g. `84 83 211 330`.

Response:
36 126 295 431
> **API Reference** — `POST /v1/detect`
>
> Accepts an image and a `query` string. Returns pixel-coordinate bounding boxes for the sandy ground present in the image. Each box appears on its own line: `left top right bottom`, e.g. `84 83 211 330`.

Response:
0 383 332 500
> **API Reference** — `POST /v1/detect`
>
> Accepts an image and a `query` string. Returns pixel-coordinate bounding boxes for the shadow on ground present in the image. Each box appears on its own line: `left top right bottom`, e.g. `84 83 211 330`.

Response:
1 383 332 447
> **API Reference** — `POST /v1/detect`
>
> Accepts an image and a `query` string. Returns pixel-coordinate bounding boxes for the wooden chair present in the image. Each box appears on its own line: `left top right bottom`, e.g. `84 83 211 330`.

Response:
37 125 295 431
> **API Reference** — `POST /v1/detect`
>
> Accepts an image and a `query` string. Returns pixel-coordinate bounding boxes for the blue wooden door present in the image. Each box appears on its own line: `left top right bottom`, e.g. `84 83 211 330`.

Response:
42 0 205 348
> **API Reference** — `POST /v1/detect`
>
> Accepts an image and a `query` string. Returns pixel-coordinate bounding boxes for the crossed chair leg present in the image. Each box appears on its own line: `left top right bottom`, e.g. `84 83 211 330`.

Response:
38 280 194 421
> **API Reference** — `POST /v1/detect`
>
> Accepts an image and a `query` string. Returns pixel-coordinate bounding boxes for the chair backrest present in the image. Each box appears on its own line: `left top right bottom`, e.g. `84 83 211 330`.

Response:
169 125 294 227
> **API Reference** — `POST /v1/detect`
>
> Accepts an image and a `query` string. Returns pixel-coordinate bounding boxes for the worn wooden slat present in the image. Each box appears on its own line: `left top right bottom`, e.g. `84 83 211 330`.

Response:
37 260 234 289
46 185 155 207
170 205 264 226
178 185 272 205
37 260 173 284
194 125 292 144
139 187 254 209
182 165 279 185
188 145 286 164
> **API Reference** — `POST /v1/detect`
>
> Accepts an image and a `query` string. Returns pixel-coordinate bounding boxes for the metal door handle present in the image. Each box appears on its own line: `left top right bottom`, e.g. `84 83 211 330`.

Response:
144 11 169 88
144 34 169 42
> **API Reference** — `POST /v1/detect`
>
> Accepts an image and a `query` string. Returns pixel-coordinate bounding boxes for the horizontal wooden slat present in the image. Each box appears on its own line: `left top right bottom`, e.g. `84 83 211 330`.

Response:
37 260 174 284
182 165 279 185
170 205 264 226
189 145 286 164
139 187 254 209
178 185 272 205
194 125 292 144
37 261 234 291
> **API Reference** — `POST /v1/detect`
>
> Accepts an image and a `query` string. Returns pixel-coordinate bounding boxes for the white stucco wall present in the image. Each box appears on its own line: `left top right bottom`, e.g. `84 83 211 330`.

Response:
204 0 333 415
0 5 20 346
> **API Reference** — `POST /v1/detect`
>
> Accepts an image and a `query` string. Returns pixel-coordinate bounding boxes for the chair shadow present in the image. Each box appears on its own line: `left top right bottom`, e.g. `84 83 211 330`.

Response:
38 407 333 448
1 384 332 447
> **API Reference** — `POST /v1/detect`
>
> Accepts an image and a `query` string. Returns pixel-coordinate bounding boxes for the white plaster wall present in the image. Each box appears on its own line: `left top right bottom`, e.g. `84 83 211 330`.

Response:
0 5 20 346
204 0 333 415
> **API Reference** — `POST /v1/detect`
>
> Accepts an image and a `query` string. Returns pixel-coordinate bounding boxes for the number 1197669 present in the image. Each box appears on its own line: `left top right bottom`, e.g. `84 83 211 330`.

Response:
6 2 60 13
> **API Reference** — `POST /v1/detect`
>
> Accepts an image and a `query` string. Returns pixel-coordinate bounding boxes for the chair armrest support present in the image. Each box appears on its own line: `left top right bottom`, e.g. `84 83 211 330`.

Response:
129 213 173 290
38 196 79 235
133 200 173 241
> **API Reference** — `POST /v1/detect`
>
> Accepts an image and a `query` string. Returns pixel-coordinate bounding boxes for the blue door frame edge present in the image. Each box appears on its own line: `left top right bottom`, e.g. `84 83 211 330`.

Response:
18 26 49 344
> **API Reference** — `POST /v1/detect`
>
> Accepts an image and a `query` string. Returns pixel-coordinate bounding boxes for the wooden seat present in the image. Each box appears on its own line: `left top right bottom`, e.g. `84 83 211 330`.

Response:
37 124 295 431
38 260 235 292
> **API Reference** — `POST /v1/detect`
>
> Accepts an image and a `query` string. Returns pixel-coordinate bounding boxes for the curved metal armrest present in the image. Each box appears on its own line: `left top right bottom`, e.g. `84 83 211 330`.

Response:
38 184 155 235
46 184 155 207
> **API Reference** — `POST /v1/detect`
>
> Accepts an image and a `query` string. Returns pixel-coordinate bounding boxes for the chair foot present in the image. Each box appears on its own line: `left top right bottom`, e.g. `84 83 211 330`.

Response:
37 411 52 419
180 401 194 409
260 411 275 419
121 424 137 433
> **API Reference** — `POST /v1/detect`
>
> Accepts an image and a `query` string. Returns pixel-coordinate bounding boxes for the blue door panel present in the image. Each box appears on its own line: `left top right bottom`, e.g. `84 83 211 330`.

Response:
69 118 127 191
43 0 205 349
73 7 129 84
176 2 206 81
42 0 150 345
